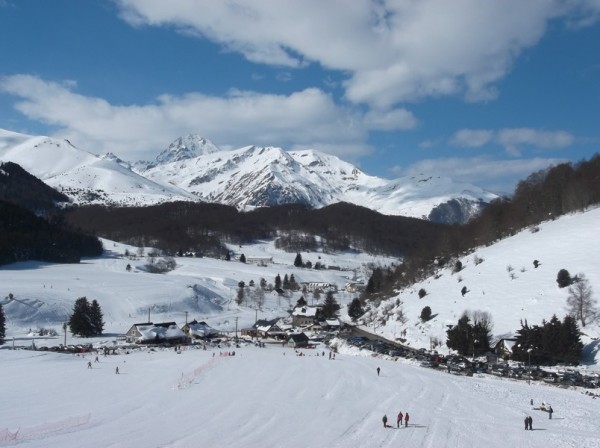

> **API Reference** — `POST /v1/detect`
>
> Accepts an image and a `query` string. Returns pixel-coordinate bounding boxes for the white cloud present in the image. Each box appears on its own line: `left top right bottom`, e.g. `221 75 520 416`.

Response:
497 128 575 149
390 155 566 193
363 107 418 131
451 127 575 155
114 0 571 108
451 129 494 148
0 74 375 161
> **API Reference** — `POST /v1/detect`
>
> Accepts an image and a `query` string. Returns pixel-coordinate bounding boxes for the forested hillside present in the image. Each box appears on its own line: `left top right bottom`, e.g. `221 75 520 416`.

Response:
64 201 449 258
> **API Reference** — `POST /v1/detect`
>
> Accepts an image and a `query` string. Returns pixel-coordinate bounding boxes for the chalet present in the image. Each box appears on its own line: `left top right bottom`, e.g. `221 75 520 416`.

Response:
291 305 319 327
181 320 219 339
125 322 186 344
287 332 310 348
492 336 518 359
244 318 289 340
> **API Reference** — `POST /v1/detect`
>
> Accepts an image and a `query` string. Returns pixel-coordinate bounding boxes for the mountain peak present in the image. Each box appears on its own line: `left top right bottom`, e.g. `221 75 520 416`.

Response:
154 135 220 165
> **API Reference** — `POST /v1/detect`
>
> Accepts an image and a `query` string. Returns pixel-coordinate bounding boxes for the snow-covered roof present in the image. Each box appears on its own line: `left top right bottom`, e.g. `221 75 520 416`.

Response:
136 323 185 342
292 306 318 317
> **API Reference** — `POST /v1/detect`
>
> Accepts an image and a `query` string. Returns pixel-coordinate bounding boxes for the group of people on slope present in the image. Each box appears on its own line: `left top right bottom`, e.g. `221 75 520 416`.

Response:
382 412 409 428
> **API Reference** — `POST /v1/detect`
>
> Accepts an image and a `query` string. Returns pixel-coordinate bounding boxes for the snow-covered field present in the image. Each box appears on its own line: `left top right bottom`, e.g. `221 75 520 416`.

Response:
1 207 600 447
1 343 599 448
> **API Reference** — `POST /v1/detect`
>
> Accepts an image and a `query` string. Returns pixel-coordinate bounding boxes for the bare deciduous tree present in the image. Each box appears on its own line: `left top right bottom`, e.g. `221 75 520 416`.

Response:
567 273 597 328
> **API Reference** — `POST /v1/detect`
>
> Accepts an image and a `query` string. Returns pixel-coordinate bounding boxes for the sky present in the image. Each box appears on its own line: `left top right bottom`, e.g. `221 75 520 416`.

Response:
1 0 600 194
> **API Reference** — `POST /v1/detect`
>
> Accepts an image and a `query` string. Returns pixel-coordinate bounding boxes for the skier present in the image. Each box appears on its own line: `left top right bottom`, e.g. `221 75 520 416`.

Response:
382 414 388 428
397 411 403 428
377 367 381 376
524 416 528 430
115 366 120 374
405 412 410 427
548 406 553 419
528 416 533 430
87 361 92 369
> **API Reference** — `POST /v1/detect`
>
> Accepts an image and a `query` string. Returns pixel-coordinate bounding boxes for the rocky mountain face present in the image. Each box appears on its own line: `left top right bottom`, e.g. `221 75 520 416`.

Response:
0 129 497 223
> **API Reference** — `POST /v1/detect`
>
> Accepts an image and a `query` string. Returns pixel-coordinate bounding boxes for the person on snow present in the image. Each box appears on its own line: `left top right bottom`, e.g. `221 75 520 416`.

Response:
382 414 388 428
87 361 92 369
115 366 120 374
377 367 381 376
548 406 553 419
405 412 410 427
397 412 404 428
524 416 528 430
528 416 533 430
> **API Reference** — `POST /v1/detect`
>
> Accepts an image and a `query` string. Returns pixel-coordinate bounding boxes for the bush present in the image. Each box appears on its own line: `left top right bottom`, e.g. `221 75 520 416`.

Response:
556 269 572 288
420 306 432 322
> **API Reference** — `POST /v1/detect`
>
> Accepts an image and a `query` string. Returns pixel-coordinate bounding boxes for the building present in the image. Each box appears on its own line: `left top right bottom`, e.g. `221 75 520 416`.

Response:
291 306 319 327
287 333 310 348
181 320 219 339
125 322 186 344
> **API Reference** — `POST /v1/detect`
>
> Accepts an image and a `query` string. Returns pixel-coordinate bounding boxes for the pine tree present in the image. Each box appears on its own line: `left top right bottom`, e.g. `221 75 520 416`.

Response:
321 291 339 319
0 304 5 345
348 298 364 320
294 253 303 267
68 297 93 337
559 315 583 365
446 313 471 355
274 274 282 290
89 299 105 336
289 274 298 290
283 274 290 289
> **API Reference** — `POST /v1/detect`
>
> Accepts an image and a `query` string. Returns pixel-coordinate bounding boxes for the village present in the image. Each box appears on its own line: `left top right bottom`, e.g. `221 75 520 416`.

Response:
123 298 342 350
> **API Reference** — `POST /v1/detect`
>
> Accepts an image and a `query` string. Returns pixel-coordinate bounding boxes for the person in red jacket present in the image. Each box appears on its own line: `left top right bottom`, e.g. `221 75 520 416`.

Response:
405 412 410 427
397 411 403 428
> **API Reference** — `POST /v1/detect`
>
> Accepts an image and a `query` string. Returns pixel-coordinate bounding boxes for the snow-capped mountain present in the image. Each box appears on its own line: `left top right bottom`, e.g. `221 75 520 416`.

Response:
0 128 496 220
0 129 197 206
139 136 497 220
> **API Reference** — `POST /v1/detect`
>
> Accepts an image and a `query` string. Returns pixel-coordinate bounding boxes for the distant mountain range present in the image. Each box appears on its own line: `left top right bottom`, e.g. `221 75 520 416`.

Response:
0 129 497 223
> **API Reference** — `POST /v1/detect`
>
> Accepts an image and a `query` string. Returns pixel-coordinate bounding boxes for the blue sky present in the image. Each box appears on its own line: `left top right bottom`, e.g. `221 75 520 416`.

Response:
1 0 600 194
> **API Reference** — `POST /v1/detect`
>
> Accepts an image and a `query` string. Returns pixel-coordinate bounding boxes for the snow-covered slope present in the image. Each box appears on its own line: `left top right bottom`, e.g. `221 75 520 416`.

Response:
0 130 197 205
0 128 496 218
363 206 600 363
2 343 599 448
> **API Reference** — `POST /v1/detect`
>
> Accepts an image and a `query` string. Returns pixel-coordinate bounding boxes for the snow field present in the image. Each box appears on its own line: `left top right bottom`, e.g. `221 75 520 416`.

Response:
1 344 599 448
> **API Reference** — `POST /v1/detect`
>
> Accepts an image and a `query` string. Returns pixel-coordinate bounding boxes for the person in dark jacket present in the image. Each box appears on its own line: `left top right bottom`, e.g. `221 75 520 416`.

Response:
524 416 528 430
548 406 553 419
382 414 388 428
405 412 410 427
397 412 403 428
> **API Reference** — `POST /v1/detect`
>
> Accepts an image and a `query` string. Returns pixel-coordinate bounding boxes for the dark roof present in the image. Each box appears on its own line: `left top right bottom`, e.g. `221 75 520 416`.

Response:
288 333 309 342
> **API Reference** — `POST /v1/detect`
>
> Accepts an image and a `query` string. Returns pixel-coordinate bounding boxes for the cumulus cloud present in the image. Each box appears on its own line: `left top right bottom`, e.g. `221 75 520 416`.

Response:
451 127 575 156
115 0 570 108
0 74 376 161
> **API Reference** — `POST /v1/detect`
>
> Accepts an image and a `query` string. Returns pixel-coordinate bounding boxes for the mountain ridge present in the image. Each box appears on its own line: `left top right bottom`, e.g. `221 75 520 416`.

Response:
0 129 497 222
